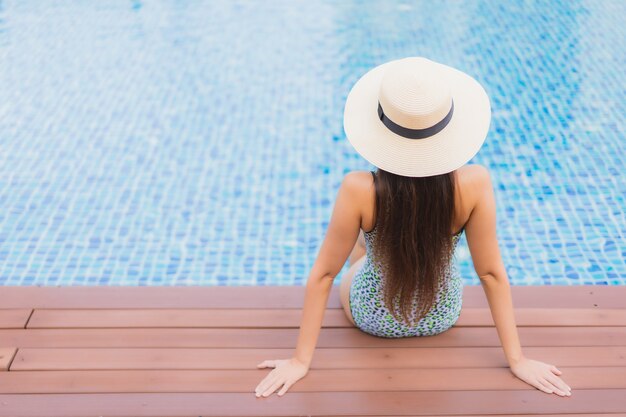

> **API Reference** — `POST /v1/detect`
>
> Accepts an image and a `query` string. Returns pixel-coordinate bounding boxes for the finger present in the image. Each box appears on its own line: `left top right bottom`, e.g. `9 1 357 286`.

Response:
257 360 275 368
277 380 293 396
544 372 571 395
535 378 554 394
538 376 566 396
255 375 279 396
255 369 278 392
261 379 285 397
550 364 562 375
541 375 568 396
257 374 279 395
548 366 571 392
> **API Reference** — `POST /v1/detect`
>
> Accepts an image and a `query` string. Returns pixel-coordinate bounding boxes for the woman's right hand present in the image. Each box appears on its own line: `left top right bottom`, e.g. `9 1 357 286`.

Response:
510 356 572 396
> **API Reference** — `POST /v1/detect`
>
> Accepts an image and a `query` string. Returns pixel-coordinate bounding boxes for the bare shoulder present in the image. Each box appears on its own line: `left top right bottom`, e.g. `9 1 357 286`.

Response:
344 166 490 200
341 171 376 225
342 170 375 190
456 163 492 208
457 163 491 187
342 167 491 233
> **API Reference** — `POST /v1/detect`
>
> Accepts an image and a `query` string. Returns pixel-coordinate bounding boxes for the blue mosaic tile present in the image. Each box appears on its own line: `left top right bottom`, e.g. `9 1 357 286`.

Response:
0 0 624 286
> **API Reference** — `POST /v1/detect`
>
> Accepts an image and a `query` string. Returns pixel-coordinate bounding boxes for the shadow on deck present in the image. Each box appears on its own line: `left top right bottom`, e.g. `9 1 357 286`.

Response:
0 284 625 416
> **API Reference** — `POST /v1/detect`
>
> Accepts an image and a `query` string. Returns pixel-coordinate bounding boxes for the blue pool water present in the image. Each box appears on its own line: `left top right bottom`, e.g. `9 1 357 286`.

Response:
0 1 624 286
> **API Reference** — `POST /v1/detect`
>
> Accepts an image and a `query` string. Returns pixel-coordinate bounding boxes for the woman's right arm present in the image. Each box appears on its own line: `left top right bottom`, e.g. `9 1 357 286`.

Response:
465 165 524 366
464 165 571 397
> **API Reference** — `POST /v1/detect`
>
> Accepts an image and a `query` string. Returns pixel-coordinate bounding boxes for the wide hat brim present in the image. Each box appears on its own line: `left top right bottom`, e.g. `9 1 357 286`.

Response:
343 57 491 177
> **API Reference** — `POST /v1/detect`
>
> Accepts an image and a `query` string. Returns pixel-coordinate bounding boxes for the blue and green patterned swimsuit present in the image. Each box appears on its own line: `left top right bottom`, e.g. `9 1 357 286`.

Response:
349 221 464 338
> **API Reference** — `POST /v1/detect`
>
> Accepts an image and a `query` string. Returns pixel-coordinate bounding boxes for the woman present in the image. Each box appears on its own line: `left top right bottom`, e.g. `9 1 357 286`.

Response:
254 57 571 398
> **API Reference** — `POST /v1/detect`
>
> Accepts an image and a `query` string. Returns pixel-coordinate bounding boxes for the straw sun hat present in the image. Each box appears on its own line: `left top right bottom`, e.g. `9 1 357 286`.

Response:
343 57 491 177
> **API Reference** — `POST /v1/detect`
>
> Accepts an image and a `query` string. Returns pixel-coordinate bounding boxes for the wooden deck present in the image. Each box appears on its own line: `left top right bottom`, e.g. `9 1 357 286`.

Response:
0 284 625 416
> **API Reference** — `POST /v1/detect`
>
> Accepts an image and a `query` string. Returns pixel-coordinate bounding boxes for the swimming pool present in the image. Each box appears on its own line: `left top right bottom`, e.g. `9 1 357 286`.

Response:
0 0 624 286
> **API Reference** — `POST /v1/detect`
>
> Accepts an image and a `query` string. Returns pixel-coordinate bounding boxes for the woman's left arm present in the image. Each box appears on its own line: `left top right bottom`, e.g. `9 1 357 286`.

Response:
294 172 364 366
255 172 364 398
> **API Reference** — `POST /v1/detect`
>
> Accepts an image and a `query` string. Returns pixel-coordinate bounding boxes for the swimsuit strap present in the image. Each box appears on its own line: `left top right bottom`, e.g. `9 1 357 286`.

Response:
365 170 376 234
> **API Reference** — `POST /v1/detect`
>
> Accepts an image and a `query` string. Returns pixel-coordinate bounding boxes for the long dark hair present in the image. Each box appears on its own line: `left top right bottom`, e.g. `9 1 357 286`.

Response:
370 168 458 326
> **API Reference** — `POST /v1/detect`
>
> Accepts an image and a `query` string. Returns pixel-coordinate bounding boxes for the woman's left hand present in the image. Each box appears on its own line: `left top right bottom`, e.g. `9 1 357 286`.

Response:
255 357 309 398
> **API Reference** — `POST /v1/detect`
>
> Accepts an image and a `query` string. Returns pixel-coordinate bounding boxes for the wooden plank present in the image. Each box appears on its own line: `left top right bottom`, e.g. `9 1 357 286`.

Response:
0 390 624 416
25 414 626 417
25 307 626 328
1 327 625 348
30 413 626 417
23 410 626 417
11 346 626 371
0 348 16 372
1 367 624 393
0 309 32 328
326 415 626 417
39 413 626 417
457 307 626 326
1 285 624 309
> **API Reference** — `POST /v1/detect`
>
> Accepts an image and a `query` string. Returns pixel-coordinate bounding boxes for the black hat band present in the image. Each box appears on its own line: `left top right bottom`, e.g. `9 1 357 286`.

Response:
377 99 454 139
